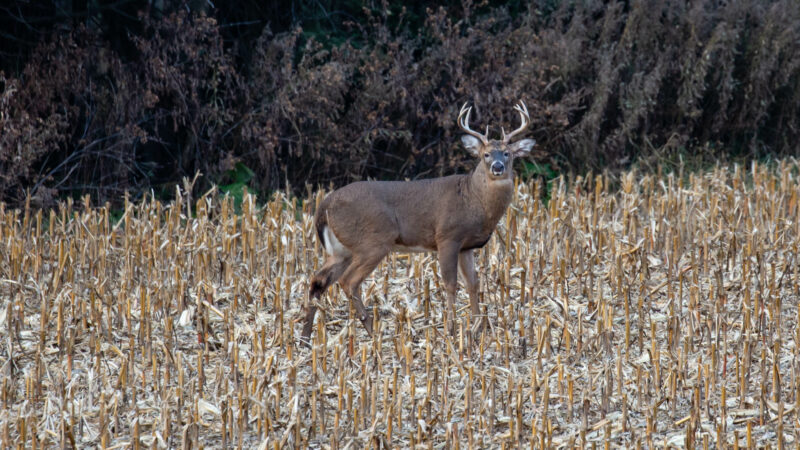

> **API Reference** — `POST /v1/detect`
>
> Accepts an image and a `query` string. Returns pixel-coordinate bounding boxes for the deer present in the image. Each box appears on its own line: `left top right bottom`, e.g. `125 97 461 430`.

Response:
302 101 535 345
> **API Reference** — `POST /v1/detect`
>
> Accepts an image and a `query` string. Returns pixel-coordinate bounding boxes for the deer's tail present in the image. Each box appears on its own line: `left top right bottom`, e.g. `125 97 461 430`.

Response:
309 199 350 298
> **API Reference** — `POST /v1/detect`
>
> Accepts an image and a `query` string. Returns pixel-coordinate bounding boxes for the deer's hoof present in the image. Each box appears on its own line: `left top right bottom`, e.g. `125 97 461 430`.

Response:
309 280 325 299
470 319 484 336
360 314 375 338
469 315 490 336
300 324 315 348
447 321 458 338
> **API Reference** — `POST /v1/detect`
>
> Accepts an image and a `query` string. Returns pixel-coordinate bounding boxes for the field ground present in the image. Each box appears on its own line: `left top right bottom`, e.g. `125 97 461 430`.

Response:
1 161 800 448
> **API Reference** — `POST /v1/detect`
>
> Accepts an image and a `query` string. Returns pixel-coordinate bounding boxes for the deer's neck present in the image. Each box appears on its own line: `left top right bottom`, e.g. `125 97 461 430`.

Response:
467 165 514 225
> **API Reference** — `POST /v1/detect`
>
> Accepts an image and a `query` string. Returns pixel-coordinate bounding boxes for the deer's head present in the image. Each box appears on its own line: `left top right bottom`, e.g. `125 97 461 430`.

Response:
458 101 536 181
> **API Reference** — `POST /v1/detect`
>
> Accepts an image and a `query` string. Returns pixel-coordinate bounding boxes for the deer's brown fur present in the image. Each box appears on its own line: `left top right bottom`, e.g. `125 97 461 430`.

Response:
303 102 535 344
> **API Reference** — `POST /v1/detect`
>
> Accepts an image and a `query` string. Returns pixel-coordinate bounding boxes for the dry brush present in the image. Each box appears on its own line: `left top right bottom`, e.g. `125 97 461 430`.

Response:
1 160 800 447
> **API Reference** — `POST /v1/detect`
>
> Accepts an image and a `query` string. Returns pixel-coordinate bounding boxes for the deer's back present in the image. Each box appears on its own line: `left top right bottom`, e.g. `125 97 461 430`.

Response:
317 175 475 252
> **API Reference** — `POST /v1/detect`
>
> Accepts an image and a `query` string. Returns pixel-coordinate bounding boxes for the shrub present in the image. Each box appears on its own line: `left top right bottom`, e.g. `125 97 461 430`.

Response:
243 6 575 191
0 28 142 204
1 0 798 204
0 12 246 204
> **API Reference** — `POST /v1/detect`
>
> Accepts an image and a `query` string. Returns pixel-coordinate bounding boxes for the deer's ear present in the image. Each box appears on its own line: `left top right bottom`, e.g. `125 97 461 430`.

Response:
461 135 482 156
510 139 536 157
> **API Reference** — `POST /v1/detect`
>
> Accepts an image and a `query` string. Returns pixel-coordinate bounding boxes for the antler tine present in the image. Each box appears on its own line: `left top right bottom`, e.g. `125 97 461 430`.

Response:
458 102 489 145
501 100 531 143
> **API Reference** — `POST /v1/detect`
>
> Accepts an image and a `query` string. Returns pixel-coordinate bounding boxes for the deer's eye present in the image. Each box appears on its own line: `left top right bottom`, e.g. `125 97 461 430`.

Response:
503 152 510 158
484 153 490 159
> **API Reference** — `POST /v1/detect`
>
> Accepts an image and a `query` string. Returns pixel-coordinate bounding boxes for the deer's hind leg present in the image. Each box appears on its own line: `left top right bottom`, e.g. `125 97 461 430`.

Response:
303 255 352 345
310 254 352 299
338 246 392 337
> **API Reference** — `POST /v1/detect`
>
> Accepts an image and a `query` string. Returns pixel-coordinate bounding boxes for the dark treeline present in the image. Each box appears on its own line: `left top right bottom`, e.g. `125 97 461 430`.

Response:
1 0 798 205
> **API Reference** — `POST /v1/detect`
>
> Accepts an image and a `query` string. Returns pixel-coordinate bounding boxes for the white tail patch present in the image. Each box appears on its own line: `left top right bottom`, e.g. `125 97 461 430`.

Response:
323 225 350 257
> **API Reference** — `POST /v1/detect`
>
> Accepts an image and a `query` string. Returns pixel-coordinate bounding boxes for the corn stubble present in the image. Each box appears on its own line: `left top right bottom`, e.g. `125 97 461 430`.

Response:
1 161 800 448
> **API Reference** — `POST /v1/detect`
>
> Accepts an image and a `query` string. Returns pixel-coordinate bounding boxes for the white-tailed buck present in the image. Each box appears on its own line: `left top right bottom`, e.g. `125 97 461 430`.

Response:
303 101 535 344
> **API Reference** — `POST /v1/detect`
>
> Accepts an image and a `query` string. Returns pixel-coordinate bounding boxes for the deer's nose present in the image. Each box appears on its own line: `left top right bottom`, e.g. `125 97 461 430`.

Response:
491 161 505 175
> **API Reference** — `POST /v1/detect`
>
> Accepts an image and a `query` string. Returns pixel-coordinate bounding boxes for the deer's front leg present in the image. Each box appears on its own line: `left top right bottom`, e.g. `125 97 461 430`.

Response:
458 250 479 315
438 241 461 336
458 249 485 335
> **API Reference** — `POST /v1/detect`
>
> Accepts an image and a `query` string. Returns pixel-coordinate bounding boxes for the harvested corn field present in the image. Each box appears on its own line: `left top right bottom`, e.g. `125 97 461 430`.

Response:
2 161 800 448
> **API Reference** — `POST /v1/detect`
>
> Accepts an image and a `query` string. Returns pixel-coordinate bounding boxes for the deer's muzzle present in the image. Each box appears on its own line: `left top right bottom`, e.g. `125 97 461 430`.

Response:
491 162 505 176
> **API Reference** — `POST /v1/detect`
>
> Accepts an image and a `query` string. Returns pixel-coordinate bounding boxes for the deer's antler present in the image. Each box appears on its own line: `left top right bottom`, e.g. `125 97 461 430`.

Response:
458 102 489 145
501 101 530 143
